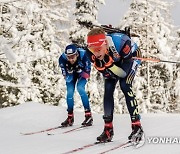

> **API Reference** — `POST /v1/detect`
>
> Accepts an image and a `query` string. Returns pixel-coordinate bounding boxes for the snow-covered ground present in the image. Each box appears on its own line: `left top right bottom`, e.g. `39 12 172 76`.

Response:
1 102 180 154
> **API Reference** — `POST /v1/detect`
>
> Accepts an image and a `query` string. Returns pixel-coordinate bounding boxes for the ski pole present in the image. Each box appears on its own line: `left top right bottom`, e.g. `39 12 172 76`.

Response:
132 57 180 64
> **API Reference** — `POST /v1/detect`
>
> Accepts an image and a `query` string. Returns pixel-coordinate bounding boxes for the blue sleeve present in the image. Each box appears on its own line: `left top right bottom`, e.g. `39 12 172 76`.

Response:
59 54 67 76
82 51 91 74
120 39 133 59
78 48 91 74
110 33 133 59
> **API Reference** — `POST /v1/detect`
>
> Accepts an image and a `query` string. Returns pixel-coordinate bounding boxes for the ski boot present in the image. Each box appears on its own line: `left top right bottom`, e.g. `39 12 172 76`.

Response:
97 115 114 142
61 113 74 127
81 110 93 126
128 120 145 147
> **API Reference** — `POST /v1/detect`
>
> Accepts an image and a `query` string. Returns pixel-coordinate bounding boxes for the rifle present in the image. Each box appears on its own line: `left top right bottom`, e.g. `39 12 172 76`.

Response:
91 25 179 64
92 24 140 38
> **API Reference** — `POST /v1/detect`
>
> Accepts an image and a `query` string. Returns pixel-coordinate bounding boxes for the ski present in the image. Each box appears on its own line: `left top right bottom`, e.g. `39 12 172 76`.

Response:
62 125 92 134
21 125 92 136
46 125 91 135
99 141 132 154
131 134 146 149
20 125 65 135
62 141 112 154
99 135 146 153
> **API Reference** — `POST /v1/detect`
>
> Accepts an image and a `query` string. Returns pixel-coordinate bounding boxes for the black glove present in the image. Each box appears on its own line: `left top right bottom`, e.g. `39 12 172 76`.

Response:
94 54 113 71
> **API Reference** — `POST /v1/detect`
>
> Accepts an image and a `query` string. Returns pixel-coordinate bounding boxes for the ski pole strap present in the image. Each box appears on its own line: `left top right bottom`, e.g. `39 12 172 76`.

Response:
132 57 180 64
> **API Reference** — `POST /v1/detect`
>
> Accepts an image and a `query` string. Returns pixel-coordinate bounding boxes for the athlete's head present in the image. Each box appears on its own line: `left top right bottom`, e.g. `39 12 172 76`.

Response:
87 28 108 60
65 44 78 64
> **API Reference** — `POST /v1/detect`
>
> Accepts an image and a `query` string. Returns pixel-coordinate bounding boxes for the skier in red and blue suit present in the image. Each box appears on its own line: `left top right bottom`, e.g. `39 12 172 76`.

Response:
86 27 144 143
59 44 93 127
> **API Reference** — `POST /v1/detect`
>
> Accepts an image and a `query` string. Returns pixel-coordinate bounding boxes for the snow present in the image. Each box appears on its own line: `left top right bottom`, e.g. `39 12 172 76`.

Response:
1 102 180 154
0 37 20 63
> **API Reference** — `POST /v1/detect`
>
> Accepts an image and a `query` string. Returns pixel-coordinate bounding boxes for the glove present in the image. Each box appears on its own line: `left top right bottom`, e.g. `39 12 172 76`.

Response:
93 54 113 71
79 71 90 79
131 60 141 71
108 64 127 78
135 59 141 65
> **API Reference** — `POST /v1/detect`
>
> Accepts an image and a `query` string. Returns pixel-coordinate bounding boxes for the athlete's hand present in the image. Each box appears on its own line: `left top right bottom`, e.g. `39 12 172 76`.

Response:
79 71 90 79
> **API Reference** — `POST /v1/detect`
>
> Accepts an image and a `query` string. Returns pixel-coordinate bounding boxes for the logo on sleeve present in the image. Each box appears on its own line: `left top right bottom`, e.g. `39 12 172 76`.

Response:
123 45 130 54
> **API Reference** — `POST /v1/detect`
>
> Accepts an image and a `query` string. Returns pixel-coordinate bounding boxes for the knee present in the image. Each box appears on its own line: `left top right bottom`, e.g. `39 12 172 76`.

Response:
67 89 74 97
120 83 136 99
77 85 85 94
120 82 129 93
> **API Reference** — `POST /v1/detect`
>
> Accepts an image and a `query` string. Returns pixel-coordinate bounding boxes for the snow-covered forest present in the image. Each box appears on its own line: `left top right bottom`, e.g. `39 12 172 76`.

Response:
0 0 179 113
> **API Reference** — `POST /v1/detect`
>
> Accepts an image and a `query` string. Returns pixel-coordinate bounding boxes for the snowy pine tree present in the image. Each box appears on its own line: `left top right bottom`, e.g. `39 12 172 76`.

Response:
69 0 104 46
172 28 180 111
0 0 72 107
118 0 180 113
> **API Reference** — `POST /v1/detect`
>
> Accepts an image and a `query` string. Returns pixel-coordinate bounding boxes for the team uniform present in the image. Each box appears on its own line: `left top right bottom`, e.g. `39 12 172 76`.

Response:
87 30 144 143
59 44 93 127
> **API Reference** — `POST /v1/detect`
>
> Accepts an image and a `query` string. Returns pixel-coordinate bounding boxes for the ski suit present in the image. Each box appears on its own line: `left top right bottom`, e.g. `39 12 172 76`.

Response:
59 48 91 113
87 32 142 122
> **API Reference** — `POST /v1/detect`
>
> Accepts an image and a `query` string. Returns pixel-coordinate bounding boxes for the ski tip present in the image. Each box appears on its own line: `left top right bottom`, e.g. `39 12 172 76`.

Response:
20 132 30 135
130 133 146 148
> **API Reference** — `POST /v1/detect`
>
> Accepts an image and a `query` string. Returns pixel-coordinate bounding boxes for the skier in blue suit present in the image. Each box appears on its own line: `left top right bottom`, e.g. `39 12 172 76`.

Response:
86 27 144 143
59 44 93 127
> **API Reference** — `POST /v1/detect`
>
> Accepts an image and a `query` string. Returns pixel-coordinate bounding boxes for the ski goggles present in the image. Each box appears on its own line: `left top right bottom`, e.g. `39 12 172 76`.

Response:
88 41 107 53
